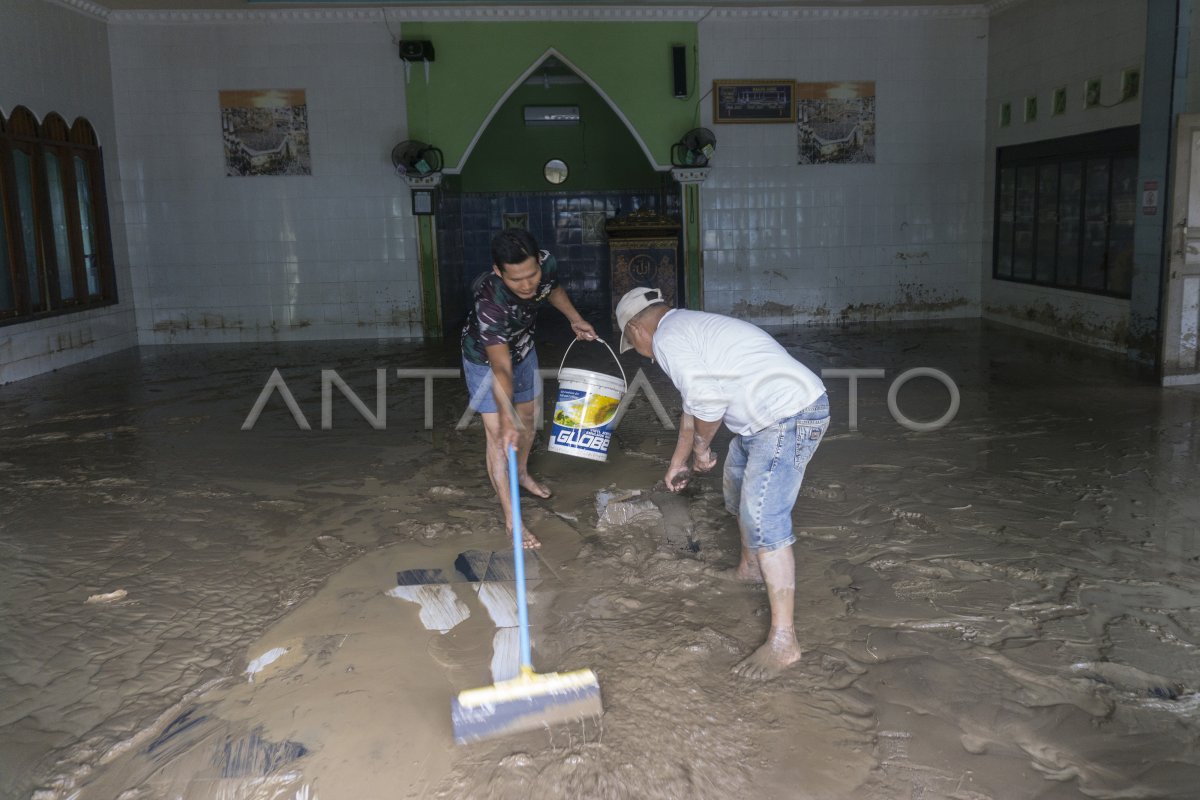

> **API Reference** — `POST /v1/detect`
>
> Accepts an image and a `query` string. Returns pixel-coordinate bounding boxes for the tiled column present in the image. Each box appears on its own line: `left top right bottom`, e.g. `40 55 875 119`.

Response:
671 167 710 310
407 173 443 339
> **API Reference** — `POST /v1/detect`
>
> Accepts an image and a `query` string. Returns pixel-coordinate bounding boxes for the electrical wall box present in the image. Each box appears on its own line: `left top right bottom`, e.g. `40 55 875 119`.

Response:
399 40 435 62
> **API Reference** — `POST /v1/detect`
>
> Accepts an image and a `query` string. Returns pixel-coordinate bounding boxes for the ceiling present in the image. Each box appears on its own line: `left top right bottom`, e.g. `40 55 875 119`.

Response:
87 0 996 13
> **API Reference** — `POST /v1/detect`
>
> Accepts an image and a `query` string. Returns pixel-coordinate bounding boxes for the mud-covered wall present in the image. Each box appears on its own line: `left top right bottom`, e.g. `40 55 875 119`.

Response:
696 9 988 326
982 0 1146 352
107 12 421 346
2 2 1168 377
0 0 135 384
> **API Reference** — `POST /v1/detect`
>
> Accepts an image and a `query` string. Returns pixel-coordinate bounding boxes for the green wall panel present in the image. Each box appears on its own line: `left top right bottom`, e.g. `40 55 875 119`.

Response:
401 22 698 170
459 83 660 192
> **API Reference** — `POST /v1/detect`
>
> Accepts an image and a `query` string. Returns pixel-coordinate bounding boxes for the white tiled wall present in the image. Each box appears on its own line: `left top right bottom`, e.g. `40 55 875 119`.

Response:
2 1 1157 378
0 0 137 385
1190 8 1200 112
697 12 988 325
982 0 1145 350
107 16 422 345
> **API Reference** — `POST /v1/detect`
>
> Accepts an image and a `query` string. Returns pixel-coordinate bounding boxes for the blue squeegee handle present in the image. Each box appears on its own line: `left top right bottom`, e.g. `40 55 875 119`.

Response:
508 444 533 672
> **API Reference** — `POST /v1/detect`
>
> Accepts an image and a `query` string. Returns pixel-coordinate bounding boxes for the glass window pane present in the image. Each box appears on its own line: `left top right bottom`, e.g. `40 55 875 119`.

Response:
1012 165 1036 280
995 167 1015 278
1106 155 1137 296
1056 160 1082 287
13 150 44 311
1035 163 1058 283
74 156 100 297
45 151 75 302
1081 158 1110 291
0 201 13 311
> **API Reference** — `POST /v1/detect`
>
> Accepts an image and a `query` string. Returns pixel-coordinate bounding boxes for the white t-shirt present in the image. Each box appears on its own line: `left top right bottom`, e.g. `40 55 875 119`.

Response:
651 309 825 436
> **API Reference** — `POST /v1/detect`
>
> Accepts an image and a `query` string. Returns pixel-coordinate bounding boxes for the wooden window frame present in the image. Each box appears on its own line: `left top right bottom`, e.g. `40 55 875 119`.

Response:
0 106 117 326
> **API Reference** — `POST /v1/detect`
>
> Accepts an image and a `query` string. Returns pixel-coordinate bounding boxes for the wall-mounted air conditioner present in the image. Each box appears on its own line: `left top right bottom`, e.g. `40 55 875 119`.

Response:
523 106 580 126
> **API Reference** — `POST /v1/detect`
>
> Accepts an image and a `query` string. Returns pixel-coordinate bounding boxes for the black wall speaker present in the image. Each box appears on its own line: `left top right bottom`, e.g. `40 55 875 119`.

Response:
671 45 687 98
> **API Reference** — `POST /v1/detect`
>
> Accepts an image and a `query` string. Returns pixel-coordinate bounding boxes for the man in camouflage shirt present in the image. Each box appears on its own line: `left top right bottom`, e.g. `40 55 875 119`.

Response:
461 229 596 548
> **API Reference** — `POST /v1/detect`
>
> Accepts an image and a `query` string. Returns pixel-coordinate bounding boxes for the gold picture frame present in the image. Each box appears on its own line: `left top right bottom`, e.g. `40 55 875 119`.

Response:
713 80 796 123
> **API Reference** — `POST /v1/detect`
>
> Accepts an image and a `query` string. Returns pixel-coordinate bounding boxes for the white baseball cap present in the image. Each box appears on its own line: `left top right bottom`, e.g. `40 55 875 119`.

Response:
615 287 666 353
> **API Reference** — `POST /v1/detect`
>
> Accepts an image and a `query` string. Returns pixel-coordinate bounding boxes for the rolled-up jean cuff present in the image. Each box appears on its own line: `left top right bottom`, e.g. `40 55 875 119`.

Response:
751 535 796 553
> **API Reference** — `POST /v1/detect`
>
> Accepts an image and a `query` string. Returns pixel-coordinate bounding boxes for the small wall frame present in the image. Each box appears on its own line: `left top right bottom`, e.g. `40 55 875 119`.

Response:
713 80 796 123
411 188 435 216
1052 86 1067 116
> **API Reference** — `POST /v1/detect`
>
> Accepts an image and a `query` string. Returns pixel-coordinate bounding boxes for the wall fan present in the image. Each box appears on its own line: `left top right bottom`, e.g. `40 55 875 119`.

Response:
390 140 444 177
671 127 716 168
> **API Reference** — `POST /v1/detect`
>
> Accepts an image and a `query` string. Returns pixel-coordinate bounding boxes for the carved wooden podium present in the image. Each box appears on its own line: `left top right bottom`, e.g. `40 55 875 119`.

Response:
605 210 682 322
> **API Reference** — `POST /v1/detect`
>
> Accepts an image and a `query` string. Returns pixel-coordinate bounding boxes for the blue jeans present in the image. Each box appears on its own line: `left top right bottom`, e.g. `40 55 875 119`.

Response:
462 352 540 413
723 393 830 552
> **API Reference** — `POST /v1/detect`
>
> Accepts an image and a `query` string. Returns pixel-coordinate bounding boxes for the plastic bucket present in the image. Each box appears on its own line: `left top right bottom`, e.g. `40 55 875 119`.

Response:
547 339 627 462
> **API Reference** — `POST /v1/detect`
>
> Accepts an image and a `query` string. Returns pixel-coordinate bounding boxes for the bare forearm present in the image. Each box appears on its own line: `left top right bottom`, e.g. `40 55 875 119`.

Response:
548 285 582 323
491 370 514 414
671 413 695 466
692 417 721 452
548 286 597 341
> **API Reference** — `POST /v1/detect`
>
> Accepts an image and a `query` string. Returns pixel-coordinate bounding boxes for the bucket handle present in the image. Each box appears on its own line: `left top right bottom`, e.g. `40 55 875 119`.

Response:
557 337 628 390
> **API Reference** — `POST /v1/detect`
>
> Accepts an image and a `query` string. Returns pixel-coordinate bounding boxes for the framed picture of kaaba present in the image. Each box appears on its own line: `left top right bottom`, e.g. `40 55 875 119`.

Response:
220 89 311 176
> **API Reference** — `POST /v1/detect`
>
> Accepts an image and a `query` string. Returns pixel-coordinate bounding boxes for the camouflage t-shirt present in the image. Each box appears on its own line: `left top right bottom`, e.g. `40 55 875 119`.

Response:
461 252 558 366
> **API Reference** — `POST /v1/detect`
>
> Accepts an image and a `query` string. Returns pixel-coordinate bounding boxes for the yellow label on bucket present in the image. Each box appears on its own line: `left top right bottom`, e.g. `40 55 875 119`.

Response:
553 396 620 428
549 366 626 462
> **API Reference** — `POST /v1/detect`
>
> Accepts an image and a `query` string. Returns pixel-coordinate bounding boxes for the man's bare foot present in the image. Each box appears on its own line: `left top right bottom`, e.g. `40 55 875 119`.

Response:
709 562 764 583
731 630 802 680
507 526 541 550
519 473 551 499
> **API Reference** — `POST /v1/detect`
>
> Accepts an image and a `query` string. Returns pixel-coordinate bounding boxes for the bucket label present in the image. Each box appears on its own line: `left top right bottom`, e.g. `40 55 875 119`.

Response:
549 385 622 461
552 425 611 454
552 388 620 429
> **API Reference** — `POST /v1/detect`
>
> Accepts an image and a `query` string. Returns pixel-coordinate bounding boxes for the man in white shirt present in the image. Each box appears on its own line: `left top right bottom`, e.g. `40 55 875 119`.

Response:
616 288 830 680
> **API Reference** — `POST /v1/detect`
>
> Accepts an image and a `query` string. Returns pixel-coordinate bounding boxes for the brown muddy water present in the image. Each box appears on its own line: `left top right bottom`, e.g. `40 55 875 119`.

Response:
1 320 1198 799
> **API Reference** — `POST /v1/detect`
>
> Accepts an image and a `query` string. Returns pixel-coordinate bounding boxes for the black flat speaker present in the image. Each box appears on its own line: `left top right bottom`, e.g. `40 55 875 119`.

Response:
672 45 687 98
399 40 435 62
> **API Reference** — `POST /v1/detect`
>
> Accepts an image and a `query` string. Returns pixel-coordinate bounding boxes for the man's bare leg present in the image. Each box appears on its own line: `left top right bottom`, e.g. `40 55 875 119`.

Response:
712 542 764 583
515 399 550 498
732 545 802 680
714 454 760 583
480 410 540 549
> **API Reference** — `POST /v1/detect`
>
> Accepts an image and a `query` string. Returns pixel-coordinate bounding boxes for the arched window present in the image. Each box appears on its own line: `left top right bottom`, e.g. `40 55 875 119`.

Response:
0 114 12 316
0 107 116 323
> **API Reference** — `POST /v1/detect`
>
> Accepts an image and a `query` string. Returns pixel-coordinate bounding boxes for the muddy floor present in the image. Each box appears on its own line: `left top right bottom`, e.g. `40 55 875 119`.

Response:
1 320 1198 799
